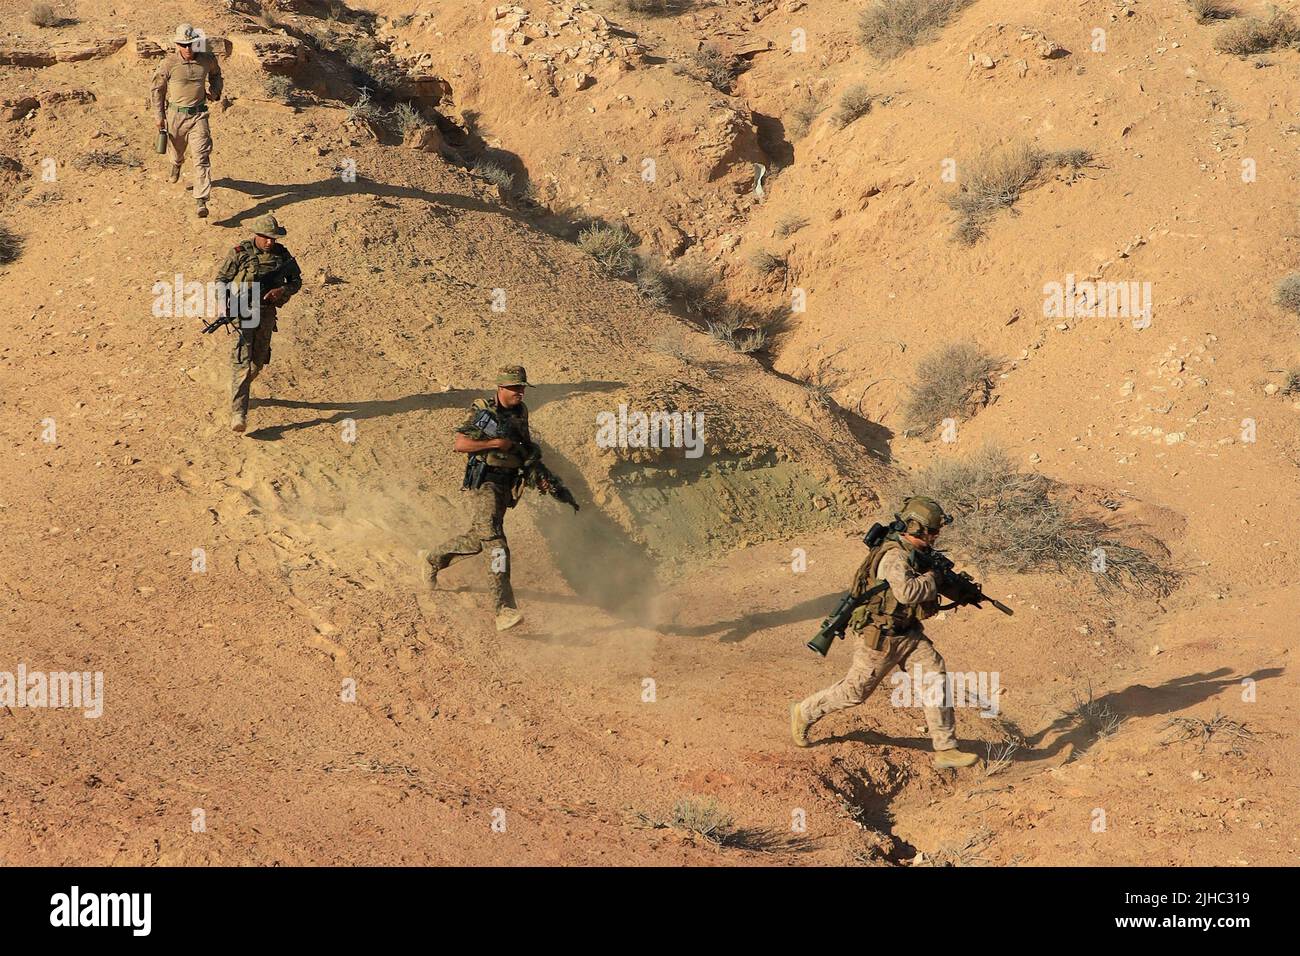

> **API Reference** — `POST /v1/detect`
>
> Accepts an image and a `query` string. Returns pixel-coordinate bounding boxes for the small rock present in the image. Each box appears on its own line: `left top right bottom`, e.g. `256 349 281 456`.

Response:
1150 644 1162 656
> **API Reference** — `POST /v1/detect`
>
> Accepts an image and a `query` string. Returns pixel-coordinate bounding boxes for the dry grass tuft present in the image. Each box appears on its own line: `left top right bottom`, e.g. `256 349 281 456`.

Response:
858 0 973 60
1214 9 1299 54
831 83 876 128
1274 274 1300 315
903 341 999 432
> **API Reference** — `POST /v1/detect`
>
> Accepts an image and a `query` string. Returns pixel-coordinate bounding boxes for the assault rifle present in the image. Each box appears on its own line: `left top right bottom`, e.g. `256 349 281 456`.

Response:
922 550 1014 616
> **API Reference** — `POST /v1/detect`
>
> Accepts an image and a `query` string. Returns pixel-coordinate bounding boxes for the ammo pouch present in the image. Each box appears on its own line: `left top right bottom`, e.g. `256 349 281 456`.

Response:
463 457 517 492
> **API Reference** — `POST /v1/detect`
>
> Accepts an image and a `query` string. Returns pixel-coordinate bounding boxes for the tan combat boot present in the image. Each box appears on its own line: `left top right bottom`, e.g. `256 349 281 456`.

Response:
790 702 812 747
196 199 208 219
933 749 979 770
417 550 438 588
230 412 246 434
495 607 523 632
168 164 181 183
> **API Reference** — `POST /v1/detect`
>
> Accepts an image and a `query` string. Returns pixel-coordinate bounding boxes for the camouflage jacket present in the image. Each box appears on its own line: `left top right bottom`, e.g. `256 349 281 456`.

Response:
456 397 532 470
214 240 302 304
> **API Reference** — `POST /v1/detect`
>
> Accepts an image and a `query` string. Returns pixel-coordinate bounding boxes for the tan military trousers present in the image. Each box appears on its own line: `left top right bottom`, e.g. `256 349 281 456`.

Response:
167 109 212 201
229 309 275 423
799 629 958 751
430 482 516 610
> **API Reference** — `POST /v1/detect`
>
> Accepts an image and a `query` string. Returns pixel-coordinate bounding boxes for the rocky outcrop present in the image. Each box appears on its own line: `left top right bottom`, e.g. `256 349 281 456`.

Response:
228 33 308 76
0 37 127 67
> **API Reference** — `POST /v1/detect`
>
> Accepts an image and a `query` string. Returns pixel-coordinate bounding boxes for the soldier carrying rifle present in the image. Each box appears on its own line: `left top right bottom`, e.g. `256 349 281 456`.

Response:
791 496 1011 769
420 366 579 633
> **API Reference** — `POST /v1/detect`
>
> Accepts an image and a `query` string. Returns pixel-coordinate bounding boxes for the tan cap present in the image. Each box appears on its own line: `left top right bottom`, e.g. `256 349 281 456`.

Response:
174 24 199 45
249 214 286 238
495 365 529 386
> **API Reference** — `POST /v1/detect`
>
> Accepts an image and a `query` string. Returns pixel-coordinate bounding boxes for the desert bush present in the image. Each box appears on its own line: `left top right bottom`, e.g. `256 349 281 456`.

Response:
1214 9 1299 54
858 0 973 59
748 249 787 275
689 45 741 92
1274 273 1300 315
903 341 999 431
947 144 1089 244
1190 0 1237 23
346 89 383 125
661 262 728 317
633 260 673 309
831 83 875 129
901 445 1179 595
29 3 60 27
0 223 22 264
578 222 638 277
73 150 141 170
1282 368 1300 395
668 797 734 844
473 160 515 193
787 95 824 139
775 213 809 237
1064 685 1123 739
24 189 62 206
264 75 294 103
391 13 414 27
1162 710 1253 750
389 102 427 136
706 304 783 355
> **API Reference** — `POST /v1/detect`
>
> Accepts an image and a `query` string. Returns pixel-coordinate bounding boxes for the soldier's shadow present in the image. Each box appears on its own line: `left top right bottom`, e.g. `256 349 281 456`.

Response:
211 175 514 228
656 591 843 644
246 381 623 441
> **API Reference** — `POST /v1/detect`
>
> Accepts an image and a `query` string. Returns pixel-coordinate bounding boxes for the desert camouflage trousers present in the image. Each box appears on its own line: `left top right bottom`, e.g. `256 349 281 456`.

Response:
430 481 516 611
229 310 275 423
799 629 958 751
167 109 212 201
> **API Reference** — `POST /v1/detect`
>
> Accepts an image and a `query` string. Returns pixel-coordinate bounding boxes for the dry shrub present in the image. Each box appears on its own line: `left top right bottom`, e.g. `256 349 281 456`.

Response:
1190 0 1237 23
0 222 22 264
689 46 742 92
390 102 427 136
1274 274 1300 315
903 341 999 431
776 213 809 237
831 83 875 129
902 445 1179 595
748 249 786 274
947 144 1091 244
662 262 728 317
578 222 638 277
1214 9 1299 54
73 150 140 170
787 95 824 138
1282 368 1300 395
621 0 694 13
858 0 973 60
633 260 673 309
264 75 294 103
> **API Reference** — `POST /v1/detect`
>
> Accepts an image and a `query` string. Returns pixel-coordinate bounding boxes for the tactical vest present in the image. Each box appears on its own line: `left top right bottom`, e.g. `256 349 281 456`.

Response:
469 398 529 470
850 535 939 642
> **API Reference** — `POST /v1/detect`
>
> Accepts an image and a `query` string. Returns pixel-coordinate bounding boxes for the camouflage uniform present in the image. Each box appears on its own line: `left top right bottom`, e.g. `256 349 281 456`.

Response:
151 26 223 212
427 394 532 612
797 537 960 752
215 215 302 430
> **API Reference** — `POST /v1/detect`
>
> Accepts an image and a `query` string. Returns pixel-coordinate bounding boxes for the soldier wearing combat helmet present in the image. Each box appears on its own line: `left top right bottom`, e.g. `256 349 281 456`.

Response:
790 496 982 769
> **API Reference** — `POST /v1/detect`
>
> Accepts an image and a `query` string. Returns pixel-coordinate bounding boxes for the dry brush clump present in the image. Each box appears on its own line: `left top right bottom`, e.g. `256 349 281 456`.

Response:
787 94 824 139
620 0 695 13
684 45 744 92
0 222 23 265
577 221 638 277
264 75 294 103
1162 710 1254 752
858 0 973 60
831 83 876 129
775 213 809 237
73 150 141 170
1214 8 1299 54
902 445 1179 596
1064 685 1124 739
947 144 1093 244
1274 274 1300 315
1189 0 1238 23
903 341 1000 433
389 102 428 136
748 249 787 275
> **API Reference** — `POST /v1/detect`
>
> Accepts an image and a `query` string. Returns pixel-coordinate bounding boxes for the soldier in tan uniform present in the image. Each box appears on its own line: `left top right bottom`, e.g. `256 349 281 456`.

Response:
213 214 302 433
151 24 223 218
791 497 980 769
419 366 539 633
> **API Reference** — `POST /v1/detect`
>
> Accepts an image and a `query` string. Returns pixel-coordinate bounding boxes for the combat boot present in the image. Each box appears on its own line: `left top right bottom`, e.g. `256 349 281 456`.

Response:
168 164 181 183
790 702 812 747
417 550 438 588
196 199 208 219
230 412 246 434
932 749 979 770
495 607 523 632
